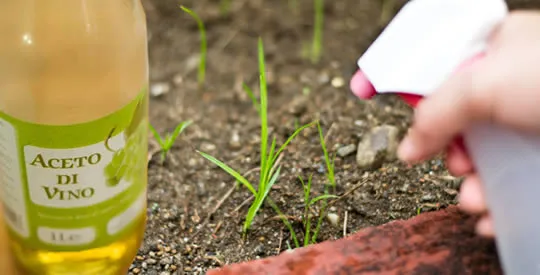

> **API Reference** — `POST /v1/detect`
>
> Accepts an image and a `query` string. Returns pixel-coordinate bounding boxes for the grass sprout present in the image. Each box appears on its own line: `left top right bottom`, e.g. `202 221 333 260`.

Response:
299 175 338 246
180 5 207 87
242 83 260 115
317 121 336 187
311 0 324 64
150 121 192 163
198 38 316 238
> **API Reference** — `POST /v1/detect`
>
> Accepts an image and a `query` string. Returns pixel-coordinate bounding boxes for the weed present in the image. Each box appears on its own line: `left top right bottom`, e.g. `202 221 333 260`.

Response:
311 0 324 64
180 5 207 87
242 83 260 115
149 121 192 164
198 38 316 239
299 175 338 246
317 121 336 187
310 184 330 243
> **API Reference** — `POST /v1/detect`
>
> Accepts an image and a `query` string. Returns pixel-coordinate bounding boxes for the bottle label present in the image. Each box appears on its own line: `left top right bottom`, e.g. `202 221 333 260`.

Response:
0 89 148 251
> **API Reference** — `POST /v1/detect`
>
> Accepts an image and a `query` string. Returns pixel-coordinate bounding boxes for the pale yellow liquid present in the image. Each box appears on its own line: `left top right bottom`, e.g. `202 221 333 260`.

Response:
0 1 149 274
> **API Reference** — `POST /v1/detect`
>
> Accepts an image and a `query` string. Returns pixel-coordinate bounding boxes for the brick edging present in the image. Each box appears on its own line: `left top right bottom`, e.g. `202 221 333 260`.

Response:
207 206 502 275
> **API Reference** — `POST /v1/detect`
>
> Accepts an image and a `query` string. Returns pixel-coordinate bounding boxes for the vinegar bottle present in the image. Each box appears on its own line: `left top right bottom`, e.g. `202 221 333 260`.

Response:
0 1 149 274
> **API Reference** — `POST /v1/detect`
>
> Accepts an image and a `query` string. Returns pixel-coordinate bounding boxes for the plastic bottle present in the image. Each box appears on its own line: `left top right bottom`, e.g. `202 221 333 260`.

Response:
0 1 149 274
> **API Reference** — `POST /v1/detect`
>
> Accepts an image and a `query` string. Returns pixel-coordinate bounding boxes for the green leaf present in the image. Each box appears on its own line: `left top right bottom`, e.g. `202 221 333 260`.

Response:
197 150 256 195
271 121 316 165
244 166 281 234
267 198 300 248
311 0 324 64
309 194 339 206
258 38 269 193
242 83 260 114
149 123 164 148
165 120 192 150
180 5 207 87
298 176 308 202
317 121 335 187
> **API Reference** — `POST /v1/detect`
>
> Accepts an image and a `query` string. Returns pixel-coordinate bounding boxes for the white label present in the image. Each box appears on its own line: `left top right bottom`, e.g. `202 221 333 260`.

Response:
24 132 131 208
0 118 29 237
37 226 95 246
107 192 145 235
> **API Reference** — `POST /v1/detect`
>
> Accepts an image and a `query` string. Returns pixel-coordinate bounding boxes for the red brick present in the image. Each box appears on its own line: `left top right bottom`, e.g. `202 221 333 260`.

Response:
207 206 501 275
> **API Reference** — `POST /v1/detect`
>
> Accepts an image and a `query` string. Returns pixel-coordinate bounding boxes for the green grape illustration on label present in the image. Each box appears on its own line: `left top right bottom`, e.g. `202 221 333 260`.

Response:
104 91 148 187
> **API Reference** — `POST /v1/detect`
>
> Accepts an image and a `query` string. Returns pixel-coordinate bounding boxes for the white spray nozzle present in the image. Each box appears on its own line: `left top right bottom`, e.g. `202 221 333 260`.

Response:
358 0 508 96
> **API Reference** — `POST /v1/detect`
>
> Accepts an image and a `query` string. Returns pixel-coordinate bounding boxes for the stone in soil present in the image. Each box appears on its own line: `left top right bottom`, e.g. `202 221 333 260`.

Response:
207 206 502 275
356 125 400 169
337 144 357 157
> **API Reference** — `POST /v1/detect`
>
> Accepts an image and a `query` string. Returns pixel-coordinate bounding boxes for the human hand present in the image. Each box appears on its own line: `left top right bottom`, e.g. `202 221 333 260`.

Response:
399 11 540 237
351 11 540 237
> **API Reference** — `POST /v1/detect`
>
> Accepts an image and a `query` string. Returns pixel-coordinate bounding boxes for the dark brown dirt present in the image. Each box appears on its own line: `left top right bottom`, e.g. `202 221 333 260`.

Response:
130 0 540 274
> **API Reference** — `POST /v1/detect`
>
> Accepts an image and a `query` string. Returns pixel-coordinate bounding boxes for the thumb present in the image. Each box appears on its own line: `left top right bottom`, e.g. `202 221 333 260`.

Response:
398 55 493 163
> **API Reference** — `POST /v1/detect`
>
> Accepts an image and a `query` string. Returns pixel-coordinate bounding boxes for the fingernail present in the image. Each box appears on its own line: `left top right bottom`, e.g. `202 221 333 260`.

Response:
398 137 417 162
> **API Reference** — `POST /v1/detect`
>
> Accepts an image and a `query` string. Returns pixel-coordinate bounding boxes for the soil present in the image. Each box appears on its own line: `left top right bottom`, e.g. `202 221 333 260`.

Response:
131 0 540 274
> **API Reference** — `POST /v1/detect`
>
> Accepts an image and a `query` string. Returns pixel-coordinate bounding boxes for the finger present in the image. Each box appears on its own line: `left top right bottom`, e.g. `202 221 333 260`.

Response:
397 58 493 163
350 70 377 99
476 215 495 237
446 138 474 176
458 175 487 214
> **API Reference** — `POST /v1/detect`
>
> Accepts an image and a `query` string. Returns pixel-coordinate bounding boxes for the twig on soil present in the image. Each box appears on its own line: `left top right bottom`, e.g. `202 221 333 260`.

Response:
343 210 348 237
192 167 260 238
326 179 369 209
323 122 336 146
232 196 254 214
204 255 224 266
213 220 223 235
277 228 284 254
215 29 239 52
211 167 259 216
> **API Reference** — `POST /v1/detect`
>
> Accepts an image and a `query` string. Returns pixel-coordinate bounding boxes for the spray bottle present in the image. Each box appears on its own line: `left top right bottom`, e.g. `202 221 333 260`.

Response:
0 1 149 274
351 0 540 274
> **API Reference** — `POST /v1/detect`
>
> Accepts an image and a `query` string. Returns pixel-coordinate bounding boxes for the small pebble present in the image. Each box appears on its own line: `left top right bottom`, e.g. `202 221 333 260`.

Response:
146 258 157 265
318 72 330 84
229 131 241 149
150 82 170 97
201 142 217 151
337 144 357 157
132 268 141 274
331 77 345 88
160 257 172 265
173 74 183 85
356 125 400 169
421 193 435 202
326 213 340 227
